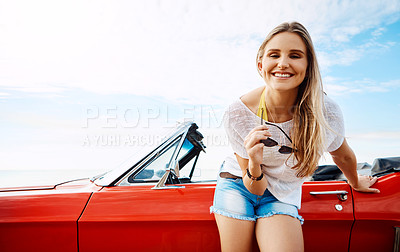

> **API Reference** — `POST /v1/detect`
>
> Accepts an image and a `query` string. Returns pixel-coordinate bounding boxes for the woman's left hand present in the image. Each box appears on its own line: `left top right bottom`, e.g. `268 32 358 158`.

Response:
351 175 380 193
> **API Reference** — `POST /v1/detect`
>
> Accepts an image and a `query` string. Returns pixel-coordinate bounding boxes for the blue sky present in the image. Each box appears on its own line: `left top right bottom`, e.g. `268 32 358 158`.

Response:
0 0 399 174
321 20 400 132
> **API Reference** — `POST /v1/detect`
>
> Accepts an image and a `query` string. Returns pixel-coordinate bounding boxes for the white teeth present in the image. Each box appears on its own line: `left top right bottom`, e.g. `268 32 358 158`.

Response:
274 73 291 78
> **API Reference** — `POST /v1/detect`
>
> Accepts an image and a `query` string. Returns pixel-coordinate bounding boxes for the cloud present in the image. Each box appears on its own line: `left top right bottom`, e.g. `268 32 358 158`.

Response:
0 92 10 100
317 25 397 70
346 131 400 164
0 0 399 105
381 79 400 89
324 76 400 96
350 131 400 140
318 48 363 69
371 27 387 38
3 84 67 94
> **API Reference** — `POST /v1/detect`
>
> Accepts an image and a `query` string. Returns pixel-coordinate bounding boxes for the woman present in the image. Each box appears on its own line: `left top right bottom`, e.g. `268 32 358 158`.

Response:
210 22 379 252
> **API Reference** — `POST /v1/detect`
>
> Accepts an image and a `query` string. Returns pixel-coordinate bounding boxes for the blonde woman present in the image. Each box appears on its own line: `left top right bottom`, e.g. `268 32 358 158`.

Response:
210 22 379 252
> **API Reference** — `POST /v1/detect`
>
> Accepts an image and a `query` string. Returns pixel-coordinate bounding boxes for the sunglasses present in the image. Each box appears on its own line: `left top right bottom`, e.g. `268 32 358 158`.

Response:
260 110 296 154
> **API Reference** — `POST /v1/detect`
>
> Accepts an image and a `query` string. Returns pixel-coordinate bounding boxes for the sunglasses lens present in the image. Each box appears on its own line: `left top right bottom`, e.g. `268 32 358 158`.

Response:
279 146 293 154
261 138 278 147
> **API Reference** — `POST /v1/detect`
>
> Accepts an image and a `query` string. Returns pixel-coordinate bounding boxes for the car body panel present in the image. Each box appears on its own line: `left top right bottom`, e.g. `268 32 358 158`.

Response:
1 171 399 252
301 181 353 252
78 180 355 252
350 173 400 252
0 180 101 252
78 182 219 252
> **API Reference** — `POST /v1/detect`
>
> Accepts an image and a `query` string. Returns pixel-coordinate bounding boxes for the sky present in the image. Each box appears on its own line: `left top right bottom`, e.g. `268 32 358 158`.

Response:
0 0 400 178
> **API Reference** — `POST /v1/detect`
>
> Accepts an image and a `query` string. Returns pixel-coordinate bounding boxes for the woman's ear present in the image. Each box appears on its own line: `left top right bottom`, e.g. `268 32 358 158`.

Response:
257 61 263 72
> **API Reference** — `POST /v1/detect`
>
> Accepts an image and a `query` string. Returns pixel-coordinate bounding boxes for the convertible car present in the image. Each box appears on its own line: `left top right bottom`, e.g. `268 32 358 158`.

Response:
0 122 399 252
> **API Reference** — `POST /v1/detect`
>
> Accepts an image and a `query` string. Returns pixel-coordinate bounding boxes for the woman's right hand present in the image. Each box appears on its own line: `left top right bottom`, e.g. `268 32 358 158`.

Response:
243 125 271 167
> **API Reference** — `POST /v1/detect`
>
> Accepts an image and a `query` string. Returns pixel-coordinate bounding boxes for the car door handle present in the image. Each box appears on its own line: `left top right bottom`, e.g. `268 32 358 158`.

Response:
309 190 348 201
152 185 185 190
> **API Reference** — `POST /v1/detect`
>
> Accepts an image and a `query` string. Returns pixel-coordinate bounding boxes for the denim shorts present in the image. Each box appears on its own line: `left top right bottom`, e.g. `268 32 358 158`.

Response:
210 176 304 224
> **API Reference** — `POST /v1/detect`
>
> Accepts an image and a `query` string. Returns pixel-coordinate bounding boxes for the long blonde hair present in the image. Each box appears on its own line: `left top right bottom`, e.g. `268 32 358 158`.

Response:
256 22 327 177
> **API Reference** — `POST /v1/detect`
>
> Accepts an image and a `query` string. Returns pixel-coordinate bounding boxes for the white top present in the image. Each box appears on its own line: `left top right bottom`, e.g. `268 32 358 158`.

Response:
221 95 345 209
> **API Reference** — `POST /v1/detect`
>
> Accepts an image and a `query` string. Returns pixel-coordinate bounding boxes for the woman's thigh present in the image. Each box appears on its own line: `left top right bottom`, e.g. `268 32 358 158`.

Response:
255 215 304 252
214 214 256 252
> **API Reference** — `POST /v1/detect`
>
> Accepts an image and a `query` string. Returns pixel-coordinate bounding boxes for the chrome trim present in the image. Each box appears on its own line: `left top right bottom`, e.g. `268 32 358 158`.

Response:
152 169 171 189
0 186 55 193
394 226 400 252
310 190 348 201
309 190 348 195
152 170 185 189
152 166 186 190
153 186 185 190
0 178 90 192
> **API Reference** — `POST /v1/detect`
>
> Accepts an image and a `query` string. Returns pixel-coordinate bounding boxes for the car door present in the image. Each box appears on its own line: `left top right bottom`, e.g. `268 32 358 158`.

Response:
78 182 219 252
300 180 354 252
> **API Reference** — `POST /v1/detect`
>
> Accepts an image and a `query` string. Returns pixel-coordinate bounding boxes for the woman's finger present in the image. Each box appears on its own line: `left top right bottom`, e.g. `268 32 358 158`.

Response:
358 187 380 193
355 175 380 193
245 126 270 142
245 130 271 148
246 125 269 136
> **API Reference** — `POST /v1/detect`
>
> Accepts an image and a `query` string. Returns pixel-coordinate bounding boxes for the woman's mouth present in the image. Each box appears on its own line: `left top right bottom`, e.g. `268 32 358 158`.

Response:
272 72 294 78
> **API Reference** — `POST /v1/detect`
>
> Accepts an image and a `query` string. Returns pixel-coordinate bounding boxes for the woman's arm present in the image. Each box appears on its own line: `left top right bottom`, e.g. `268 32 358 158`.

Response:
330 139 380 193
235 125 270 196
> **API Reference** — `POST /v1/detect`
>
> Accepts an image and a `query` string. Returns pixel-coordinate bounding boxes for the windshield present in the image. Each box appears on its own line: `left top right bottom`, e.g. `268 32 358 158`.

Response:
93 121 194 186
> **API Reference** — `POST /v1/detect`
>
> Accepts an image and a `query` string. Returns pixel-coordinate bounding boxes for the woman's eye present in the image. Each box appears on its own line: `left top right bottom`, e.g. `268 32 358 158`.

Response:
290 54 301 59
269 54 279 58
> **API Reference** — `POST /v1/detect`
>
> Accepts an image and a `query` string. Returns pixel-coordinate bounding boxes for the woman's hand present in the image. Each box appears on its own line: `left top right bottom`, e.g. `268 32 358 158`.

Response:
235 124 270 196
351 174 380 193
243 125 271 167
330 140 380 194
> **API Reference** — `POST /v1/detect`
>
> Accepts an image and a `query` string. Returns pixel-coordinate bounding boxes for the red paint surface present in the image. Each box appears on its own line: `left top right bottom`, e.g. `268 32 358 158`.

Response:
78 183 220 252
0 180 100 252
301 181 354 252
0 174 399 252
350 173 400 252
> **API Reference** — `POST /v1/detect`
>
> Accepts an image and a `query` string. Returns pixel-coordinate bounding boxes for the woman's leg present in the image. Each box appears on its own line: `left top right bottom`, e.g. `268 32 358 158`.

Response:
214 214 256 252
255 215 304 252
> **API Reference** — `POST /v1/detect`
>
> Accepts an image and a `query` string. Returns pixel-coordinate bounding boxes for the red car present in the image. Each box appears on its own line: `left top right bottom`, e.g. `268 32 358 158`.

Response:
0 122 399 252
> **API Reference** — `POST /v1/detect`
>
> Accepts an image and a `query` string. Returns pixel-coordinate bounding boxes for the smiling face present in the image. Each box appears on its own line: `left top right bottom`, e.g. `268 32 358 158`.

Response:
258 32 308 94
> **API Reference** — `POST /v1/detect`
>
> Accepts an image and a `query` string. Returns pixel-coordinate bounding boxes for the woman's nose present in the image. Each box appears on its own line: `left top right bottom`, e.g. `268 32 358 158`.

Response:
277 57 289 69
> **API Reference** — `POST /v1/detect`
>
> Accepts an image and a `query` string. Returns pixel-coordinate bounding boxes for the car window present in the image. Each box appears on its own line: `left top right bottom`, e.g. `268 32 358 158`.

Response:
118 137 198 185
134 138 195 181
133 139 181 181
176 139 195 178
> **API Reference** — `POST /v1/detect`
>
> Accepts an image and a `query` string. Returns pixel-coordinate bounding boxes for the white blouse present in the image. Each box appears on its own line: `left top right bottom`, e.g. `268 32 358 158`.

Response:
221 95 345 209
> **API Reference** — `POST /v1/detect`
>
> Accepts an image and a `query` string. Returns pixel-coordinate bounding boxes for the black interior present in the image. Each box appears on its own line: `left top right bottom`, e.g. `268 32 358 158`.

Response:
311 157 400 181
